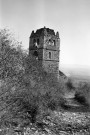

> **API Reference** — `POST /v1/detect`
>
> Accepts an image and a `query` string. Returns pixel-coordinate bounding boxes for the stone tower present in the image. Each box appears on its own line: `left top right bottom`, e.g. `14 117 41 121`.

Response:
29 27 60 78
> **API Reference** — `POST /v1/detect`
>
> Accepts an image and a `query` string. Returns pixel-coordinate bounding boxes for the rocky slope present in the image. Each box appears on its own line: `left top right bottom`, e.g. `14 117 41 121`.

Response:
0 110 90 135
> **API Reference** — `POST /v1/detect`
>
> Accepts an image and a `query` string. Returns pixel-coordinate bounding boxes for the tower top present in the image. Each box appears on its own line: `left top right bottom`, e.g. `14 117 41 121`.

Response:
30 26 59 38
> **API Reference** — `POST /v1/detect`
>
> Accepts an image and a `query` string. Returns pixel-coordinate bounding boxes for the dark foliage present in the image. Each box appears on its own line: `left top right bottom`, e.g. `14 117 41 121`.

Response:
74 82 90 107
66 78 75 91
0 29 66 128
74 92 86 105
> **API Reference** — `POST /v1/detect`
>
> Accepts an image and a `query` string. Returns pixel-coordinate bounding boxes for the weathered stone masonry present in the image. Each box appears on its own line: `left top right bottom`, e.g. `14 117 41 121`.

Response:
29 27 60 78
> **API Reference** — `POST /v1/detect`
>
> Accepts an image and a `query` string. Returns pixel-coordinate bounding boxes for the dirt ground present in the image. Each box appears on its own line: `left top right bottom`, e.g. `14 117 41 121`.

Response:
1 110 90 135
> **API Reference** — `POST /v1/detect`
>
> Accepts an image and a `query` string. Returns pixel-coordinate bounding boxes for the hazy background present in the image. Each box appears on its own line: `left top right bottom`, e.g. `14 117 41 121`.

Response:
0 0 90 77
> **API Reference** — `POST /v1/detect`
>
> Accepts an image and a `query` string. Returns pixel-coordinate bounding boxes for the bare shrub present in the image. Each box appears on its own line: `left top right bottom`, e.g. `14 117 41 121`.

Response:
75 82 90 107
66 78 75 92
0 29 65 128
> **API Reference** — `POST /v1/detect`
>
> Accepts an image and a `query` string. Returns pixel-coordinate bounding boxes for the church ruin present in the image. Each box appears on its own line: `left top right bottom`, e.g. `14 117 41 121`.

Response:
29 27 60 78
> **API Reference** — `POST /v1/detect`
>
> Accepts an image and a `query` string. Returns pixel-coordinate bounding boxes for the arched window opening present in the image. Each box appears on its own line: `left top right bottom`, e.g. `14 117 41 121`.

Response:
33 51 38 57
53 40 56 45
33 39 38 48
33 39 36 44
49 39 51 45
37 39 39 45
49 52 51 59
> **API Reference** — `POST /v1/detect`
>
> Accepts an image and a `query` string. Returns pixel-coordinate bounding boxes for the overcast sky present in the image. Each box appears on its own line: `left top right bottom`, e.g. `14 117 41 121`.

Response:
0 0 90 68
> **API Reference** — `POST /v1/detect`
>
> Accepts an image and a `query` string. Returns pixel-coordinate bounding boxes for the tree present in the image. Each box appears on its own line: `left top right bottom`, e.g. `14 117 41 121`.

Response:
0 29 27 80
75 82 90 107
0 29 65 129
66 78 75 91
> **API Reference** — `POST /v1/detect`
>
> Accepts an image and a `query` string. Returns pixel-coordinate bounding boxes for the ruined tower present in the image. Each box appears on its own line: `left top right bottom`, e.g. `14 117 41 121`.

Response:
29 27 60 78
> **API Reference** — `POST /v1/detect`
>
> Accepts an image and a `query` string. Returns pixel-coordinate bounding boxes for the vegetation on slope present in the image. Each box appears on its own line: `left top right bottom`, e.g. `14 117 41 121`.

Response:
0 29 90 135
0 29 66 129
74 82 90 107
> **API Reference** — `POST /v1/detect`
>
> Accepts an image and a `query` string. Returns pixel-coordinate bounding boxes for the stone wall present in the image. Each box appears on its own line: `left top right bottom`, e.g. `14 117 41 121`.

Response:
29 27 60 79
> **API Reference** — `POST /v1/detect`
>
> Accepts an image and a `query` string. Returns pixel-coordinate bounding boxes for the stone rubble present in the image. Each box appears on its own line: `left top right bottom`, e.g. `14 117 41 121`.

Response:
0 111 90 135
23 111 90 135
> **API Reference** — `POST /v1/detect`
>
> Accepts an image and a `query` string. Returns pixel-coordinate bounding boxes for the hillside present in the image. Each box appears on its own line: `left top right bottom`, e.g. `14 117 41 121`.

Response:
61 65 90 83
0 29 90 135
